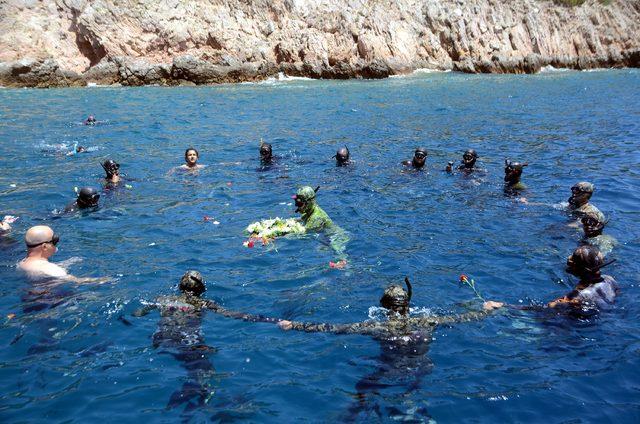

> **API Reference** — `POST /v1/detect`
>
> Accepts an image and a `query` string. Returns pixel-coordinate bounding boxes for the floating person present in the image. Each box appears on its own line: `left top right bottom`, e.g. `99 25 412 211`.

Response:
84 115 97 126
293 185 349 259
133 271 217 411
64 187 100 213
546 245 617 316
66 141 88 156
1 215 19 233
503 159 527 193
334 147 351 166
402 148 427 169
17 225 108 283
102 159 121 184
566 182 605 222
581 213 617 257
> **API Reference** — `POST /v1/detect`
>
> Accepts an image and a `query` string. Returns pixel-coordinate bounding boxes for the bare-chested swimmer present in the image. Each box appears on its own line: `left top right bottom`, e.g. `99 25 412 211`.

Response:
18 225 108 283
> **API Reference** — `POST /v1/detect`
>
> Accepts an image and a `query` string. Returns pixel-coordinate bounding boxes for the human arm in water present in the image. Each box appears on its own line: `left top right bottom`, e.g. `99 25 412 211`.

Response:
202 299 282 324
410 301 505 326
277 319 383 336
132 303 158 317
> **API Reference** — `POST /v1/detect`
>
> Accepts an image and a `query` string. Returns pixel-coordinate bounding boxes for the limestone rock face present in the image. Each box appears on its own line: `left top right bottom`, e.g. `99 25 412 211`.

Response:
1 0 639 86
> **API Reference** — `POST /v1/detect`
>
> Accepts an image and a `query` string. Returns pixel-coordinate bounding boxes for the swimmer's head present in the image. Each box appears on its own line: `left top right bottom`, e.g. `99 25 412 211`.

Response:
379 277 412 316
102 159 120 178
25 225 59 257
260 143 273 161
77 187 100 208
569 182 594 206
413 148 427 168
504 159 527 183
293 186 318 213
85 115 96 125
76 145 87 153
462 149 478 168
185 148 199 167
581 213 605 238
566 245 612 278
179 270 206 297
335 147 350 166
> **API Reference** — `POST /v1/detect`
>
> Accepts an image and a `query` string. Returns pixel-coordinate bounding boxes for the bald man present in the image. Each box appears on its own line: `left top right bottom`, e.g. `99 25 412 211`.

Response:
18 225 107 283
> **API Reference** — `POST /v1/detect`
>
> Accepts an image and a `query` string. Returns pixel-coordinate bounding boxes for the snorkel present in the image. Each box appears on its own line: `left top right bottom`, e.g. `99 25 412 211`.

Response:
379 277 413 317
504 159 527 185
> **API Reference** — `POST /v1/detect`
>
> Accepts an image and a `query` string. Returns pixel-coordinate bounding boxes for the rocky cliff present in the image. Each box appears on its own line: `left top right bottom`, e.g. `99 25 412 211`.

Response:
1 0 639 87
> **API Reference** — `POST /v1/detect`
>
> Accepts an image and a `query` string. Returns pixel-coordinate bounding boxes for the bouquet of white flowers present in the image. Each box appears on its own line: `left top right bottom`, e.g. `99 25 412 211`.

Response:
244 217 306 247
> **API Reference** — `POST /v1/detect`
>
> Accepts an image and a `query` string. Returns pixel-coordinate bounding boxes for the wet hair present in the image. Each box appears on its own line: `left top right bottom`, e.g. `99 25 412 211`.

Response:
179 270 206 296
184 148 199 161
567 245 615 276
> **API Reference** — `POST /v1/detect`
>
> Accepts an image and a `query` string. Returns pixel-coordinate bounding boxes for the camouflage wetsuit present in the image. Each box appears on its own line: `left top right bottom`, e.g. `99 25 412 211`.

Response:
283 309 495 338
295 186 349 257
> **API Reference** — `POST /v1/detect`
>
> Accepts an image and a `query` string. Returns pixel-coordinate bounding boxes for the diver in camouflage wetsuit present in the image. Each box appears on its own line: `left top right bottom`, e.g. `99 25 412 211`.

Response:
277 278 503 336
293 185 349 257
504 159 528 194
567 182 605 222
581 213 617 256
133 271 218 412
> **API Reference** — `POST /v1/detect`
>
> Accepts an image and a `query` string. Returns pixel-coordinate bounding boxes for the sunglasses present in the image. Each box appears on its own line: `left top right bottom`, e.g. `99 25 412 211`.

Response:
27 233 59 248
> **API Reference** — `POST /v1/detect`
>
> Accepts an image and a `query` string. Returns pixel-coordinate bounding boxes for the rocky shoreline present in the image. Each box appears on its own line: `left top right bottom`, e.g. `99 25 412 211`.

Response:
1 0 639 88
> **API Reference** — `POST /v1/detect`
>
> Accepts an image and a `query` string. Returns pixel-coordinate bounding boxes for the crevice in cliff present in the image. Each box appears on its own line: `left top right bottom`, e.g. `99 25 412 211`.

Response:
69 11 107 69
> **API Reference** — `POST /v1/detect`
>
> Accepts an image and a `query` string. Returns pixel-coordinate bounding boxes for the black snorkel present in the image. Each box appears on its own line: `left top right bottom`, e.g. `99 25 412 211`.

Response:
404 277 413 305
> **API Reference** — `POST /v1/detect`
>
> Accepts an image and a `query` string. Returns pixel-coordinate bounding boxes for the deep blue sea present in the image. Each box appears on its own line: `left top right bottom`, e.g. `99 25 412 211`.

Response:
1 69 639 423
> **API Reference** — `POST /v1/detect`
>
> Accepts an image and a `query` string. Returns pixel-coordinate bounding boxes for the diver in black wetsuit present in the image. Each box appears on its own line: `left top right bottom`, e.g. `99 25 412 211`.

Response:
447 149 479 173
260 142 273 164
133 271 218 412
102 159 121 184
64 187 100 213
402 148 427 169
334 147 351 166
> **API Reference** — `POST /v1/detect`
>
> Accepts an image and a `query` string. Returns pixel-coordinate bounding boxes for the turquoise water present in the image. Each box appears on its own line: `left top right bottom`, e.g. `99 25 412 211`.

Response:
1 69 639 422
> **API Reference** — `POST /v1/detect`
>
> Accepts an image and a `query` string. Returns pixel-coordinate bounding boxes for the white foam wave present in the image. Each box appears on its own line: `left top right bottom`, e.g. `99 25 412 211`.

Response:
389 68 451 79
539 65 571 73
249 72 316 85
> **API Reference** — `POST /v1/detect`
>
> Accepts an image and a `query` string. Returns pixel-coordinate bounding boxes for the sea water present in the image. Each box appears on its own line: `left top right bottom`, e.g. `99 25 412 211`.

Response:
0 69 639 422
